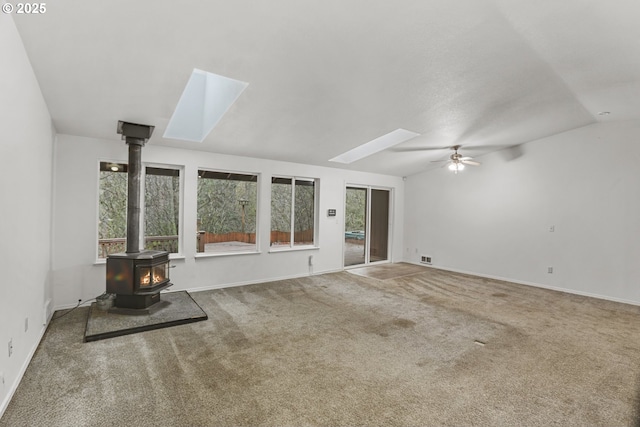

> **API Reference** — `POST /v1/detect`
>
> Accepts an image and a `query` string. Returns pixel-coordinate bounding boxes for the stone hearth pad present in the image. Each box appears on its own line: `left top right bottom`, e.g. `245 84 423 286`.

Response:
84 291 207 342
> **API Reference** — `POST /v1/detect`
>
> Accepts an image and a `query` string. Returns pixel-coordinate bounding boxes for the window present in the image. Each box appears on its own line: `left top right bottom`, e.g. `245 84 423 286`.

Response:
98 161 128 258
144 167 181 254
98 162 182 259
271 177 316 248
197 170 258 254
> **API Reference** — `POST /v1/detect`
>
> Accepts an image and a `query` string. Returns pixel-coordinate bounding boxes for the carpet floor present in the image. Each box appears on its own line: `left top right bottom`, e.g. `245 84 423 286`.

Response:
2 264 640 426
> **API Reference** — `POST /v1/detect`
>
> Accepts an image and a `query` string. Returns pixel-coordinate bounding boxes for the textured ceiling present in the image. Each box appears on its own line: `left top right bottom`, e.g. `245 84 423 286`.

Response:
12 0 640 176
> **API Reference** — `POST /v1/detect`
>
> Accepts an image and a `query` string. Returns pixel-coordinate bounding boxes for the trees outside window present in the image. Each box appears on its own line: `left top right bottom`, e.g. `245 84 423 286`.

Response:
345 187 366 232
98 162 128 258
271 177 316 248
99 165 316 256
98 162 182 258
197 170 258 253
144 167 181 253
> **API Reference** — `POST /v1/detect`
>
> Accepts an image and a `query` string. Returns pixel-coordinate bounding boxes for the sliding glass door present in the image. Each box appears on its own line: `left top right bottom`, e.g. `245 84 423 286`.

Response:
344 186 390 267
344 187 367 266
369 189 389 263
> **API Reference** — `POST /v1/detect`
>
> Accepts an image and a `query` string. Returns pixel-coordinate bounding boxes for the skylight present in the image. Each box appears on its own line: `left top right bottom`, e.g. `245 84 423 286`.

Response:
163 69 248 142
329 129 420 164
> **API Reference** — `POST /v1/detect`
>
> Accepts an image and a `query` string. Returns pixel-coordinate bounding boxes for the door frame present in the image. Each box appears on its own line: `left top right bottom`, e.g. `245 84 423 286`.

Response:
342 183 393 269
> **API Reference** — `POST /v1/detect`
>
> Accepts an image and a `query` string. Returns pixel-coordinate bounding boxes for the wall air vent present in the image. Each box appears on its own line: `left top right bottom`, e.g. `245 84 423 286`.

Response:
420 255 432 265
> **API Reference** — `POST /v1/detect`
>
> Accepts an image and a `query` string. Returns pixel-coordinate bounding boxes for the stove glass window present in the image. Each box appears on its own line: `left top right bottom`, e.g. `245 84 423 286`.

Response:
139 263 168 288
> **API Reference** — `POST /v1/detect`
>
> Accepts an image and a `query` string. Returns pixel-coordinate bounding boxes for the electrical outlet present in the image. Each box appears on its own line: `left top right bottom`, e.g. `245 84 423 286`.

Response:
548 267 553 274
420 255 432 265
8 339 13 357
25 317 28 332
549 225 555 232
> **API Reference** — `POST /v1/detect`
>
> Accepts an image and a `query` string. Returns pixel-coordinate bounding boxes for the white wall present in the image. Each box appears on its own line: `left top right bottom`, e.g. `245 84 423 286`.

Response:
0 14 54 415
52 134 404 307
404 120 640 304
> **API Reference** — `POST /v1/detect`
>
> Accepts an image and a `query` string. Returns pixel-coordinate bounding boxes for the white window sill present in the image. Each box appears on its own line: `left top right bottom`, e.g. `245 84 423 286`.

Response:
269 245 319 253
195 250 261 259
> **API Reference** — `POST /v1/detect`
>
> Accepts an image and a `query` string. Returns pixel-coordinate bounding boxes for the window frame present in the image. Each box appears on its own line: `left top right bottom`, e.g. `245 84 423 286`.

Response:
195 168 261 258
96 160 128 262
96 160 185 263
141 163 184 258
269 175 319 252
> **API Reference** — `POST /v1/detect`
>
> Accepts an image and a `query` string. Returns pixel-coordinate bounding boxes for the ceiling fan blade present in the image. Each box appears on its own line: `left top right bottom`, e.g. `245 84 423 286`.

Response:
395 144 514 154
391 146 450 153
460 156 474 161
455 145 508 151
462 159 481 166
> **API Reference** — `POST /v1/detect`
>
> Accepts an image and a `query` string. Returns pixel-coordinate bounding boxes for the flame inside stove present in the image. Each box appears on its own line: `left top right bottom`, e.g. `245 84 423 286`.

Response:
141 270 165 286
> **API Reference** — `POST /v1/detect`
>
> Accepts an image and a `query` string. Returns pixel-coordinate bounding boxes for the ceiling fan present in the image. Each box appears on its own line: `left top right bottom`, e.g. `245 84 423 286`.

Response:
433 145 481 174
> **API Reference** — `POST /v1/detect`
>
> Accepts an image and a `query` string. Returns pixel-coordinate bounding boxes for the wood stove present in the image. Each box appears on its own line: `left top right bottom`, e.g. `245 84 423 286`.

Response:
106 250 171 309
106 121 172 311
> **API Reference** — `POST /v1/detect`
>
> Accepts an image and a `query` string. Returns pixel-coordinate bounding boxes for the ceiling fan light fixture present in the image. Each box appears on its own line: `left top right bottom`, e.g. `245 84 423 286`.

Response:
448 162 464 172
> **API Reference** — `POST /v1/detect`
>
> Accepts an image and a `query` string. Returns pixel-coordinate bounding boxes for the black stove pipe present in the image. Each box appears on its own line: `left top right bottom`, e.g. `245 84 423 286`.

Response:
125 137 144 254
117 121 155 254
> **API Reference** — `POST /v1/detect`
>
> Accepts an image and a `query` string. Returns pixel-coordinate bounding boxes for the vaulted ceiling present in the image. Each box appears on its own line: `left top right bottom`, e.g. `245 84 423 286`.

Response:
13 0 640 176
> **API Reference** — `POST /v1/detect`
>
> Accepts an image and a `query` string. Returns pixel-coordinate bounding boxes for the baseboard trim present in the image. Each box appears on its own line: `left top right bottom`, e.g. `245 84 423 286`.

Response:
0 321 50 419
406 261 640 307
54 299 100 311
169 268 346 296
51 262 640 311
52 269 346 312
